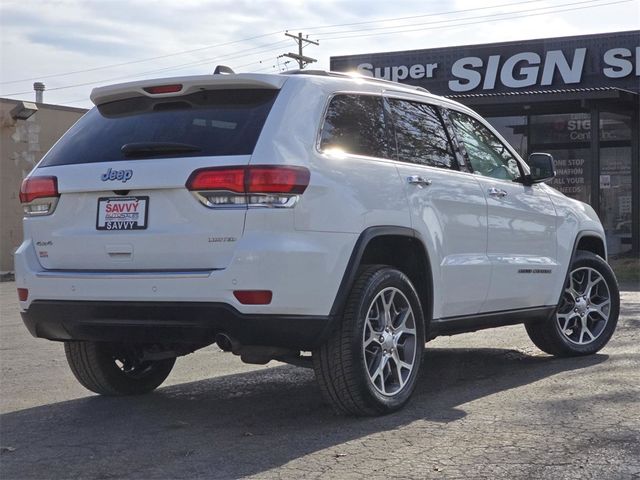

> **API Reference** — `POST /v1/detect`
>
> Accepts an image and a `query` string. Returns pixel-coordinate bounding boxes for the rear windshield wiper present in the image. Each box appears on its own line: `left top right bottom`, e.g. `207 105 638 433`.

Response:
121 142 202 157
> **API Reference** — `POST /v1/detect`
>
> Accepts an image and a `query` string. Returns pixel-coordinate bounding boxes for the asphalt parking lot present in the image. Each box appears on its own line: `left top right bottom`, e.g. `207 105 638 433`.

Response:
1 281 638 480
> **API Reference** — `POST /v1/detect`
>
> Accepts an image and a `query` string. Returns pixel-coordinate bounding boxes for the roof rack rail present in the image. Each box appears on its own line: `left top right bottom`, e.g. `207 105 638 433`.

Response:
213 65 235 75
282 69 430 94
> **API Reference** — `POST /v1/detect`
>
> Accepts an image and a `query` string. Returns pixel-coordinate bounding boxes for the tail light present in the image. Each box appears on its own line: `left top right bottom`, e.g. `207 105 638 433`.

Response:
186 165 310 208
19 176 60 216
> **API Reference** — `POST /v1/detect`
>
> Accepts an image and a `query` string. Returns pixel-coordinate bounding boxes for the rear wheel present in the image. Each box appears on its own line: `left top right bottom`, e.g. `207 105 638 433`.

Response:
64 341 175 395
313 265 425 416
526 251 620 356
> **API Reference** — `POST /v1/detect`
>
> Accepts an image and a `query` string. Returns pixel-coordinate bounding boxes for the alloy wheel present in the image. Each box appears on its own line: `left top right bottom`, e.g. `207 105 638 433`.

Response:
362 287 418 396
556 267 611 345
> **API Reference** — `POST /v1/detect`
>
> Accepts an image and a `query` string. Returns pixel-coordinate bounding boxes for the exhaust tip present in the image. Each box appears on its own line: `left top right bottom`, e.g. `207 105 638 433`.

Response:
215 333 234 352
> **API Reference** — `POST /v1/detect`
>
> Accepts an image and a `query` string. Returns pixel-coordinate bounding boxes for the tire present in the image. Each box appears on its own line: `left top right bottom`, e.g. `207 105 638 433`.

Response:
526 250 620 357
313 265 425 416
64 341 176 395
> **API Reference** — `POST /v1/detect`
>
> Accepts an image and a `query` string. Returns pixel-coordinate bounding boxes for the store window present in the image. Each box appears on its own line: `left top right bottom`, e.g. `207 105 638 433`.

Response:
599 111 633 255
529 113 591 204
485 116 528 158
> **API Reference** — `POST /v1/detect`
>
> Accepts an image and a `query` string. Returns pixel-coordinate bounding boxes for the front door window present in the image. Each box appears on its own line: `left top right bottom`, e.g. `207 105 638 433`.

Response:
448 111 521 181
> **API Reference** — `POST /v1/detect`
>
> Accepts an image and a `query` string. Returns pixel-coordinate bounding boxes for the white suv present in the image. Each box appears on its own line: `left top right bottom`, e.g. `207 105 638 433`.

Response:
15 70 620 415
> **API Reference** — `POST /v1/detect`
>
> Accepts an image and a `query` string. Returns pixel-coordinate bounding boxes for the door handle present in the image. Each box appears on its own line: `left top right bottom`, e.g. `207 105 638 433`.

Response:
488 187 508 198
407 175 432 186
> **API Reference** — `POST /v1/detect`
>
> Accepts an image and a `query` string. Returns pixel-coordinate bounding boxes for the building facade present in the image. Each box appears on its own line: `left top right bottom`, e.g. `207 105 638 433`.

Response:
0 99 86 272
331 30 639 257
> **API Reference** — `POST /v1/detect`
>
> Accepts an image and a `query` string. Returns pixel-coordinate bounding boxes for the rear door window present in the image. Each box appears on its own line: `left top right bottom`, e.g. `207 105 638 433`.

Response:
388 99 457 169
40 89 279 166
319 94 392 159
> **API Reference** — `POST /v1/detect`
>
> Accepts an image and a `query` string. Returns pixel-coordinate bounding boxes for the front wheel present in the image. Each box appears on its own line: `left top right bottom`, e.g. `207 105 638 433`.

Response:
526 250 620 356
64 341 175 395
313 265 425 416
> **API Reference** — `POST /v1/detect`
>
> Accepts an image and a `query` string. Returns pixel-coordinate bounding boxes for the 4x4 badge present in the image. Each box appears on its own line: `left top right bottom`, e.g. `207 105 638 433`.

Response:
101 168 133 183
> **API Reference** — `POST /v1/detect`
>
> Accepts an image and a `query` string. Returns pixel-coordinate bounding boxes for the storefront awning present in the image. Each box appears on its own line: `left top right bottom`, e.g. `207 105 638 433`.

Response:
447 87 638 105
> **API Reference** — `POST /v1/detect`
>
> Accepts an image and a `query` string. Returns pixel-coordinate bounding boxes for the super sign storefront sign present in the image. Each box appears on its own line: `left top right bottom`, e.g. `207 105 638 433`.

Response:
330 30 639 95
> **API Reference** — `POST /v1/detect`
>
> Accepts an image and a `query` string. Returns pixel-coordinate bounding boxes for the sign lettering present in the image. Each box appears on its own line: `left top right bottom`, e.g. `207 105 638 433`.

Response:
331 31 640 95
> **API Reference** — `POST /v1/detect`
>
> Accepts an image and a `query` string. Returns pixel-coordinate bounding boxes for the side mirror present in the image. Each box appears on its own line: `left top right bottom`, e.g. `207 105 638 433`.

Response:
524 153 555 185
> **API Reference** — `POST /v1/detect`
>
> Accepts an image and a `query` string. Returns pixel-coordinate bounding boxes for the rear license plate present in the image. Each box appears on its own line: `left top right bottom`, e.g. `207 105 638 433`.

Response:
96 196 149 230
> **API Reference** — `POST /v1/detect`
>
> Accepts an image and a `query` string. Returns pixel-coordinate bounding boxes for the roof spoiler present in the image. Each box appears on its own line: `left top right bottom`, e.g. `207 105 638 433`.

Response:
90 74 287 106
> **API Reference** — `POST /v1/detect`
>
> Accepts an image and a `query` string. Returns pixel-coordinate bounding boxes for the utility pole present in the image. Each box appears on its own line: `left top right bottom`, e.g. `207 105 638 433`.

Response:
282 31 319 70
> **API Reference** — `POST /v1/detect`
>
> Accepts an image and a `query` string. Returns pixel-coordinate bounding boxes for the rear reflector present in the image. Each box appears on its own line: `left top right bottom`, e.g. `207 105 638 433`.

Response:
143 84 183 94
19 176 59 204
186 166 309 194
233 290 273 305
17 288 28 301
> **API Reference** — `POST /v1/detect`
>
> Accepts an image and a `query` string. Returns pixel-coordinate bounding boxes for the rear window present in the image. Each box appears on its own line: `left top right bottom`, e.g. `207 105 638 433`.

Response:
40 89 278 166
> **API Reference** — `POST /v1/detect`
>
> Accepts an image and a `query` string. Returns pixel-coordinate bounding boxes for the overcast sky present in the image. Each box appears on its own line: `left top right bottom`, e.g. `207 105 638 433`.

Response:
1 0 638 108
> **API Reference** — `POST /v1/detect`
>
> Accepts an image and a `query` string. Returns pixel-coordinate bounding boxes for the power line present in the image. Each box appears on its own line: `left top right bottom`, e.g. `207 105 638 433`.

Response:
253 64 280 73
317 0 634 41
0 0 560 86
57 97 92 106
313 0 613 37
2 0 633 98
297 0 549 31
0 31 284 85
0 41 290 97
98 40 290 79
232 56 282 71
55 56 283 106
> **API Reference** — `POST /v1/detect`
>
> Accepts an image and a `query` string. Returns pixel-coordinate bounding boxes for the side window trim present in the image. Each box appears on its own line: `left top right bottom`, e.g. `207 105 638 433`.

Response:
382 96 400 161
435 106 463 171
440 107 473 174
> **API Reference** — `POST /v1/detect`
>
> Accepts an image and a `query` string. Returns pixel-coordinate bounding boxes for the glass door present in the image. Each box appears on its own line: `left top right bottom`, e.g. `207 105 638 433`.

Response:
599 111 633 256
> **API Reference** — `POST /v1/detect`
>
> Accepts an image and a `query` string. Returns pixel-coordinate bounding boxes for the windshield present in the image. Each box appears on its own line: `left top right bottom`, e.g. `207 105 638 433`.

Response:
40 88 278 166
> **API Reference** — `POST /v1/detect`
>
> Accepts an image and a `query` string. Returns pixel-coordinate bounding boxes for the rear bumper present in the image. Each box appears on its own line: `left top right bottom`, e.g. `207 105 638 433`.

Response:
15 230 358 317
22 300 333 350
